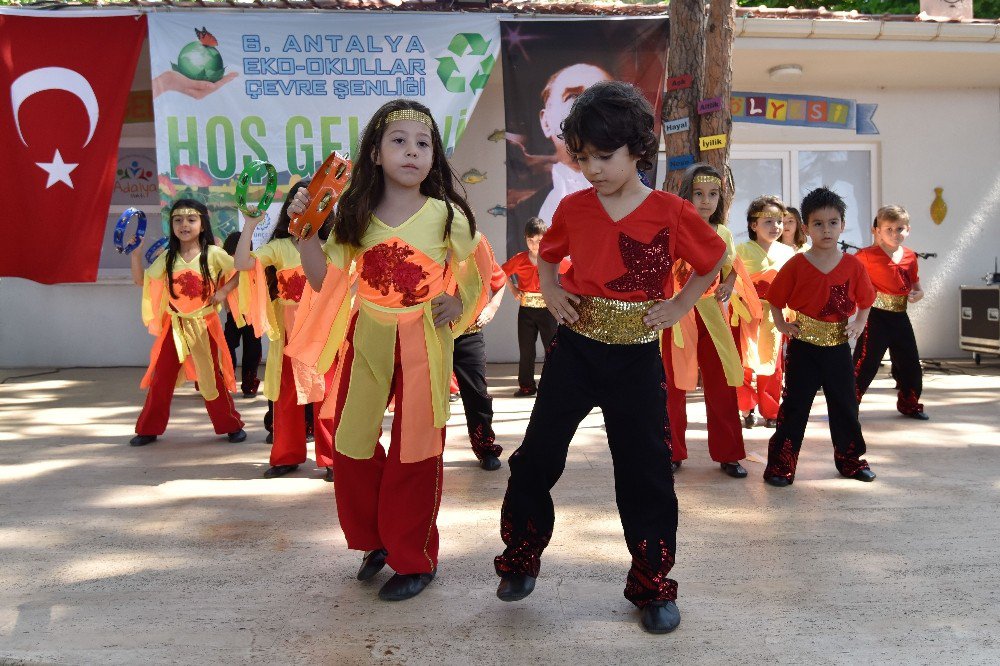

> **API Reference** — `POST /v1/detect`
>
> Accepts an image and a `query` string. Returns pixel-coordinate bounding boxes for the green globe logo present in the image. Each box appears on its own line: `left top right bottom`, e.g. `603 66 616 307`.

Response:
436 33 495 94
172 27 225 83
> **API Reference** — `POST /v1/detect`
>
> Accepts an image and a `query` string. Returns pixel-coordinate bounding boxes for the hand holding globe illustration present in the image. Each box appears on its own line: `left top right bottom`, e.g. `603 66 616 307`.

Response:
152 27 237 99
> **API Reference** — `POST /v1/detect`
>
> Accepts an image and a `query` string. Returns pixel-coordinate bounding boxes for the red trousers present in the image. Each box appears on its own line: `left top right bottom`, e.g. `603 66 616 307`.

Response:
737 352 784 421
269 352 334 467
664 310 745 463
135 327 243 436
331 328 443 575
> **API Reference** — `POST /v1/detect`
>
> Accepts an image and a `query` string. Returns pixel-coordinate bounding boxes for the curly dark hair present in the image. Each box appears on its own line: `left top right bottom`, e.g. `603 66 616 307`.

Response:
677 164 726 227
559 80 658 172
801 187 846 227
746 195 787 241
332 99 475 247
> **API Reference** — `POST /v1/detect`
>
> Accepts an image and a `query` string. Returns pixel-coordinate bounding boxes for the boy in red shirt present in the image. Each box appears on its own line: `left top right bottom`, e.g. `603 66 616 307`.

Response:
765 187 877 486
853 205 928 419
493 81 726 634
502 218 570 396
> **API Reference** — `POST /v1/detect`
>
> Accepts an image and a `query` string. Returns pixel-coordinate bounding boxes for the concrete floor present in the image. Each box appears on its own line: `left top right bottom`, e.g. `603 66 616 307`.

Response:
1 360 998 665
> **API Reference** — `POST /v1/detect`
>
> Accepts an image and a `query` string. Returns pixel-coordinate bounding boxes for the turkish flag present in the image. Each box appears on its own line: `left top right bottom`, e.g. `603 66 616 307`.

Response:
0 13 147 284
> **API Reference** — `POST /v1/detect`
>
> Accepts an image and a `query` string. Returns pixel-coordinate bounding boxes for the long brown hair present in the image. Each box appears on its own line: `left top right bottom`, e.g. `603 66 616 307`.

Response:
165 198 216 300
332 99 476 246
782 206 807 250
678 164 726 227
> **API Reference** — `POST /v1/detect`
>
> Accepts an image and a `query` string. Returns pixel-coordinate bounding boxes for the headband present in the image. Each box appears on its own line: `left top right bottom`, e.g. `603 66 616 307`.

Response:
752 211 783 219
693 174 722 186
380 109 434 130
171 208 201 218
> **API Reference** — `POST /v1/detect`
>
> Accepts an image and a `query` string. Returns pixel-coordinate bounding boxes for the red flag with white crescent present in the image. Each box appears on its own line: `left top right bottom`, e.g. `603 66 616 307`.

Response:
0 12 147 284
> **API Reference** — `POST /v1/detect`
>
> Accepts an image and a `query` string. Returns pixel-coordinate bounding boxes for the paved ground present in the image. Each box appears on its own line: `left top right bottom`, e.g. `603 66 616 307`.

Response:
1 359 999 665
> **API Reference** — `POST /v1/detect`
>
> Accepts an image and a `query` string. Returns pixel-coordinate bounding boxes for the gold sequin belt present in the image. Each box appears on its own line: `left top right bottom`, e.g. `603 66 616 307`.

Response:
873 291 907 312
567 295 658 345
520 292 547 309
794 312 847 347
463 323 483 335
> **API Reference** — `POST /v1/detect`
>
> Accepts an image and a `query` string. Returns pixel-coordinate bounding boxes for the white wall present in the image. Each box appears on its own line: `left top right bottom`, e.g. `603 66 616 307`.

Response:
731 86 1000 359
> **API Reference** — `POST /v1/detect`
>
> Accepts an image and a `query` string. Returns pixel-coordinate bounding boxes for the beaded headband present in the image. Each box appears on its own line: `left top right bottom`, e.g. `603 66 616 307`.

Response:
380 109 434 130
170 208 201 218
752 210 783 219
693 174 722 186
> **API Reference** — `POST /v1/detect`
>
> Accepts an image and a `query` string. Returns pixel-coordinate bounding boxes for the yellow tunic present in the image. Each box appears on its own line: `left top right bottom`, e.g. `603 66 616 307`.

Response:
140 245 239 401
735 240 796 375
668 224 760 391
286 198 489 463
237 237 323 403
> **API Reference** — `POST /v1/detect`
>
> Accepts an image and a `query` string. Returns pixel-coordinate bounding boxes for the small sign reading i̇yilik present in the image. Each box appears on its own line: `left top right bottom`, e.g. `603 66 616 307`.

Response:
699 134 727 151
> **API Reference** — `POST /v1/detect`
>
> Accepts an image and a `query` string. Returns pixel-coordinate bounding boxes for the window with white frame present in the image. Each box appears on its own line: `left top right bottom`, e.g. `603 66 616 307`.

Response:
728 144 879 250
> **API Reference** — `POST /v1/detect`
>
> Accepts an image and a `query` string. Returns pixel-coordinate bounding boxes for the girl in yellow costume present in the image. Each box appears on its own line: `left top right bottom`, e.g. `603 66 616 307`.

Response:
129 199 246 447
285 100 491 602
662 164 761 478
734 196 796 429
234 183 334 481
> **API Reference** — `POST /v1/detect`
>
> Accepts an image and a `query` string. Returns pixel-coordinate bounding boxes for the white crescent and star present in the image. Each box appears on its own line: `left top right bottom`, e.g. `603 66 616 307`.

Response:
10 67 100 190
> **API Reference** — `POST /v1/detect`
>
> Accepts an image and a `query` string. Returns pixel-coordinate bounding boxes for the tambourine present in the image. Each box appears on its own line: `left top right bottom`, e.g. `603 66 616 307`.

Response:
289 152 352 240
235 160 278 217
145 237 169 264
113 208 147 255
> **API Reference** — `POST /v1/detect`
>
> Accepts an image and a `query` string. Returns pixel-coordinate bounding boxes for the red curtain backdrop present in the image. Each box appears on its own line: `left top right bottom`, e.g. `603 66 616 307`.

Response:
0 13 147 284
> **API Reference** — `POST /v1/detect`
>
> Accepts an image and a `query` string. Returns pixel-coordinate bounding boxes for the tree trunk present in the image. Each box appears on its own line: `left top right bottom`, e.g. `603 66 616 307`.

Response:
661 0 705 194
700 0 736 217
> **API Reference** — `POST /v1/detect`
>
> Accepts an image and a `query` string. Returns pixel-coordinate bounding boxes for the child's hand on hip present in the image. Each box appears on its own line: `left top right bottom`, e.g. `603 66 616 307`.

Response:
643 299 686 331
543 285 579 324
431 293 463 327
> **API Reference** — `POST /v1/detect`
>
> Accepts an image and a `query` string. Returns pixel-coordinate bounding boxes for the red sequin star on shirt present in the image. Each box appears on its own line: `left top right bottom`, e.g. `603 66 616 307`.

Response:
604 228 673 300
818 279 855 318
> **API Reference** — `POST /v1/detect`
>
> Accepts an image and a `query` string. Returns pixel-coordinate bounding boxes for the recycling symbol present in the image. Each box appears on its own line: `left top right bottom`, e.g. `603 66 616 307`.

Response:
436 33 495 94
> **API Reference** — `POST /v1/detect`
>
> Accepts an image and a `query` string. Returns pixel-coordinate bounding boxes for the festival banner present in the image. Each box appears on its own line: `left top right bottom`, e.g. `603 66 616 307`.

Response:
149 12 499 241
731 92 879 135
500 18 669 257
0 11 147 284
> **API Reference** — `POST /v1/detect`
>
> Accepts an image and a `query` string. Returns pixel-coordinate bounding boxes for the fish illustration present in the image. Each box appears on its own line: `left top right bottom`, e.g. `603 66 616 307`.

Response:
487 129 506 142
461 168 487 185
487 204 507 217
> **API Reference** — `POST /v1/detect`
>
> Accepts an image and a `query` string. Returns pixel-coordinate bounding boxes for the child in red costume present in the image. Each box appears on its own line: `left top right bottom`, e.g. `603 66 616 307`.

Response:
763 187 877 486
494 82 726 635
853 205 928 419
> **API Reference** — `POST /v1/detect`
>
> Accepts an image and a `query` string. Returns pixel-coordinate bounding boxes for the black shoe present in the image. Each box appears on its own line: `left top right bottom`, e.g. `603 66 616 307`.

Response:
129 434 157 447
765 475 792 487
357 549 388 581
640 600 681 634
904 411 930 421
764 418 778 428
449 392 460 403
720 462 748 478
378 572 434 601
851 468 877 482
263 464 298 479
324 467 334 482
265 432 273 444
227 429 247 443
497 574 536 602
742 413 755 429
480 454 502 471
512 387 537 397
670 460 682 473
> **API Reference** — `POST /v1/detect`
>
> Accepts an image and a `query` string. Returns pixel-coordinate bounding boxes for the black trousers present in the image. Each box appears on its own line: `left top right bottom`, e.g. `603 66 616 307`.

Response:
764 338 871 482
517 305 558 389
453 331 501 459
495 326 679 608
224 313 262 394
853 308 924 415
